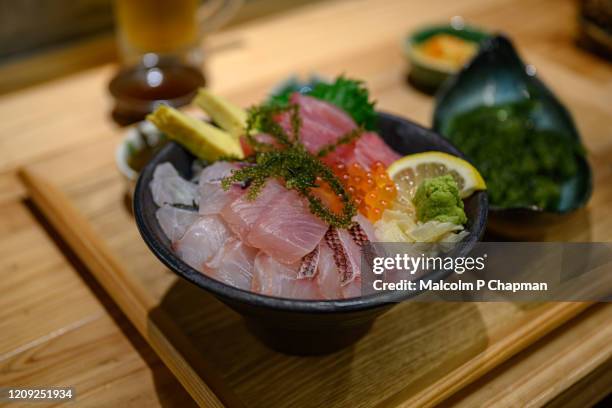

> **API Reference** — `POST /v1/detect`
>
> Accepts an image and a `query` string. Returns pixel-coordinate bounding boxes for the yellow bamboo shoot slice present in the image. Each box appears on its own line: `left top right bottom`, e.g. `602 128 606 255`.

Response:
147 105 244 161
194 88 247 140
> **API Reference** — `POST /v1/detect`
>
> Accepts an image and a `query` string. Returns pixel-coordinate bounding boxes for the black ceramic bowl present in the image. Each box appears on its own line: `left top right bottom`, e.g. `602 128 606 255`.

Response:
134 112 488 354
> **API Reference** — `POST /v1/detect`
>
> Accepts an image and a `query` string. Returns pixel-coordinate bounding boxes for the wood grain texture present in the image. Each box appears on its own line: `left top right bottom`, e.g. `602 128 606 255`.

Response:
0 202 98 357
446 304 612 407
0 201 195 408
545 357 612 408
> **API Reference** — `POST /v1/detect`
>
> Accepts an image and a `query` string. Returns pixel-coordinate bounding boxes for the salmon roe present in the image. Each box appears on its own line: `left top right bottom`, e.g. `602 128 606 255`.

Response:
331 161 397 222
311 176 344 216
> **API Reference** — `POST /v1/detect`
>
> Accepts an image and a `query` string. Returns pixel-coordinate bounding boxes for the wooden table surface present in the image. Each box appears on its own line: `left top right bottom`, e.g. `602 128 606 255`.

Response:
0 0 611 406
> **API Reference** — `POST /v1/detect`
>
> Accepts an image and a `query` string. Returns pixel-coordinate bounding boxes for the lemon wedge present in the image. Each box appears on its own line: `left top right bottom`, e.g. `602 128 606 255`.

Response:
387 151 486 199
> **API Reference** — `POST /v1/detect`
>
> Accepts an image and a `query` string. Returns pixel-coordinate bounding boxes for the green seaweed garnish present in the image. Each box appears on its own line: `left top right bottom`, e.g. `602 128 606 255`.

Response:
267 76 378 130
221 104 359 228
447 100 583 210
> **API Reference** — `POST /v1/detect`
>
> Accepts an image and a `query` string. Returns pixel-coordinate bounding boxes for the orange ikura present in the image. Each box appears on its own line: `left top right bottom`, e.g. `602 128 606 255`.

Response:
331 161 397 222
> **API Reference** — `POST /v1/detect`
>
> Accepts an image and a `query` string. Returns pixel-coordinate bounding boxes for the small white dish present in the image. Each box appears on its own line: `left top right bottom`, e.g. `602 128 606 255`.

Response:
115 120 164 198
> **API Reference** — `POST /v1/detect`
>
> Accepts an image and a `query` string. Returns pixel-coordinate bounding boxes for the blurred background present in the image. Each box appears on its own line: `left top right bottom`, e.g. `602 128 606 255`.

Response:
0 0 330 94
0 0 610 97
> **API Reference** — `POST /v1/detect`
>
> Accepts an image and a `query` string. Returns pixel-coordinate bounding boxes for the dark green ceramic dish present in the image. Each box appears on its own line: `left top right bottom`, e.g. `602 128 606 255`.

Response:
404 21 490 91
433 35 592 232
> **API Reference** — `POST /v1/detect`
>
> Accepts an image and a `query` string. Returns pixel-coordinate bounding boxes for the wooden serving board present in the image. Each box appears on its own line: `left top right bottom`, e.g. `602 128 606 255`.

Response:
19 133 596 408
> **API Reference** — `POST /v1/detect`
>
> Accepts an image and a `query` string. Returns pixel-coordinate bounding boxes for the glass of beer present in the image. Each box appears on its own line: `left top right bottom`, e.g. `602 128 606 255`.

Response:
109 0 242 125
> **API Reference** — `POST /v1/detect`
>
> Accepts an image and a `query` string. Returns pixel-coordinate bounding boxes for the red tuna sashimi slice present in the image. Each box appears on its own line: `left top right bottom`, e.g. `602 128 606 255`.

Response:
239 133 278 156
252 252 321 299
275 94 399 169
220 179 285 240
276 93 357 153
175 215 231 272
156 205 200 243
204 238 257 291
277 113 343 152
352 132 401 167
324 132 401 168
198 162 242 215
247 190 328 264
290 93 356 135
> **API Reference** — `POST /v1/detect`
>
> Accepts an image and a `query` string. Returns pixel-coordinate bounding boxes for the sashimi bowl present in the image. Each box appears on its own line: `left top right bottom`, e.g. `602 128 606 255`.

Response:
134 112 488 354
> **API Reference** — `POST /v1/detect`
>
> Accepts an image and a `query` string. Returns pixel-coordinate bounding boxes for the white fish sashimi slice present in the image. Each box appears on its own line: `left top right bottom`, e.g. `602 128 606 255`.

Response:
337 228 364 287
297 245 320 279
220 179 285 240
316 242 343 299
204 238 257 291
151 163 199 207
247 190 328 264
252 252 321 300
198 161 242 215
341 276 362 298
350 213 388 271
190 160 206 182
350 214 377 245
323 227 362 285
175 215 231 272
315 241 362 299
199 161 237 184
155 205 200 243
